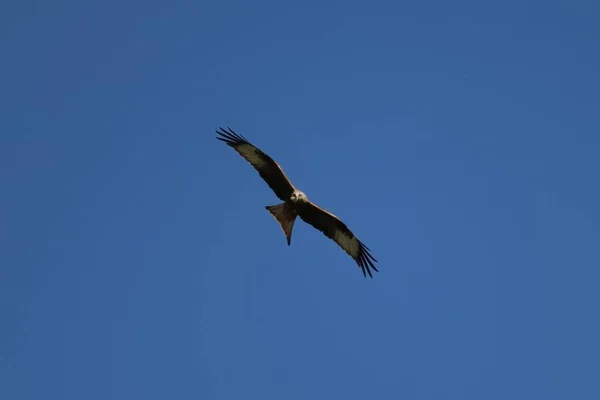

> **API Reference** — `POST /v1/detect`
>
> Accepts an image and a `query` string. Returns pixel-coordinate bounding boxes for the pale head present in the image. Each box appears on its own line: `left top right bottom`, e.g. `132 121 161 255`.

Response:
290 190 308 203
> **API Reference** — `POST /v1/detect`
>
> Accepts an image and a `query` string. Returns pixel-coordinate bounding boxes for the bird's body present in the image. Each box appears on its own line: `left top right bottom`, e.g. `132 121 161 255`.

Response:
216 127 378 277
264 190 306 245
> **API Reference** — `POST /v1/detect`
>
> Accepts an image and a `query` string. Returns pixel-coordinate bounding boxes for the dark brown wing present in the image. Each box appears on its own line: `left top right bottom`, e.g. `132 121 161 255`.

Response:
298 201 378 278
216 127 296 201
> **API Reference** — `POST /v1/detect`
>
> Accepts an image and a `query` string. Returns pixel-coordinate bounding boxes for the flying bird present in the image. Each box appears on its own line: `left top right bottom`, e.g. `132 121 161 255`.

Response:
216 127 378 278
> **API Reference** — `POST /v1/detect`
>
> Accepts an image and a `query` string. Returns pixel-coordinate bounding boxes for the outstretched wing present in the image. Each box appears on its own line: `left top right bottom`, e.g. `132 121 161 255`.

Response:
216 127 296 201
298 201 378 278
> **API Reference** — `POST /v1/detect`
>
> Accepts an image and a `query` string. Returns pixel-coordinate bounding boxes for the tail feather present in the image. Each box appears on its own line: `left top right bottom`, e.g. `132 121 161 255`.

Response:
265 203 297 245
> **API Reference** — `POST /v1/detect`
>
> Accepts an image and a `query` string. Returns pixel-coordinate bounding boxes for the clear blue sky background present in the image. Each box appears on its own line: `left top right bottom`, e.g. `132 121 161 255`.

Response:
1 1 599 399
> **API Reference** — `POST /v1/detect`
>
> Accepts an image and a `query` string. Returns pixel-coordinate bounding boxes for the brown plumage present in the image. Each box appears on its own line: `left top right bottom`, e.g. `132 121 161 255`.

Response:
216 127 378 278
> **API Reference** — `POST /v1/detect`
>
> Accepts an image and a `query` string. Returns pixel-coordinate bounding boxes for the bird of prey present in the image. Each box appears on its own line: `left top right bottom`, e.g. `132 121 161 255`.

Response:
216 127 378 278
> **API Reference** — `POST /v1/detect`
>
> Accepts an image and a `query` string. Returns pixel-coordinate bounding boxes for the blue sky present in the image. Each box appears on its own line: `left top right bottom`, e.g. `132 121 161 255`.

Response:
1 0 599 398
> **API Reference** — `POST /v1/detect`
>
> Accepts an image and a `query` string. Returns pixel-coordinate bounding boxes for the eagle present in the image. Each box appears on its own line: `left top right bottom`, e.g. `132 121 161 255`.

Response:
216 127 378 278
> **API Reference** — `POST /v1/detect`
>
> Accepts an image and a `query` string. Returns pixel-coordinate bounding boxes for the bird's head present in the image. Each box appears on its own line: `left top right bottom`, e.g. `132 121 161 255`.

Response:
290 190 308 203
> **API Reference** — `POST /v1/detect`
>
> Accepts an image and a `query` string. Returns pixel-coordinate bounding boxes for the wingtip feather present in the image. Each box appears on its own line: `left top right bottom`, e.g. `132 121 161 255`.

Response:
216 126 252 148
356 240 378 278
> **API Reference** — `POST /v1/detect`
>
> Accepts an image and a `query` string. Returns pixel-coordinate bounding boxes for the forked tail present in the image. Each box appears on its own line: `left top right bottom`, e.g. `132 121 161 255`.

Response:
265 203 297 245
